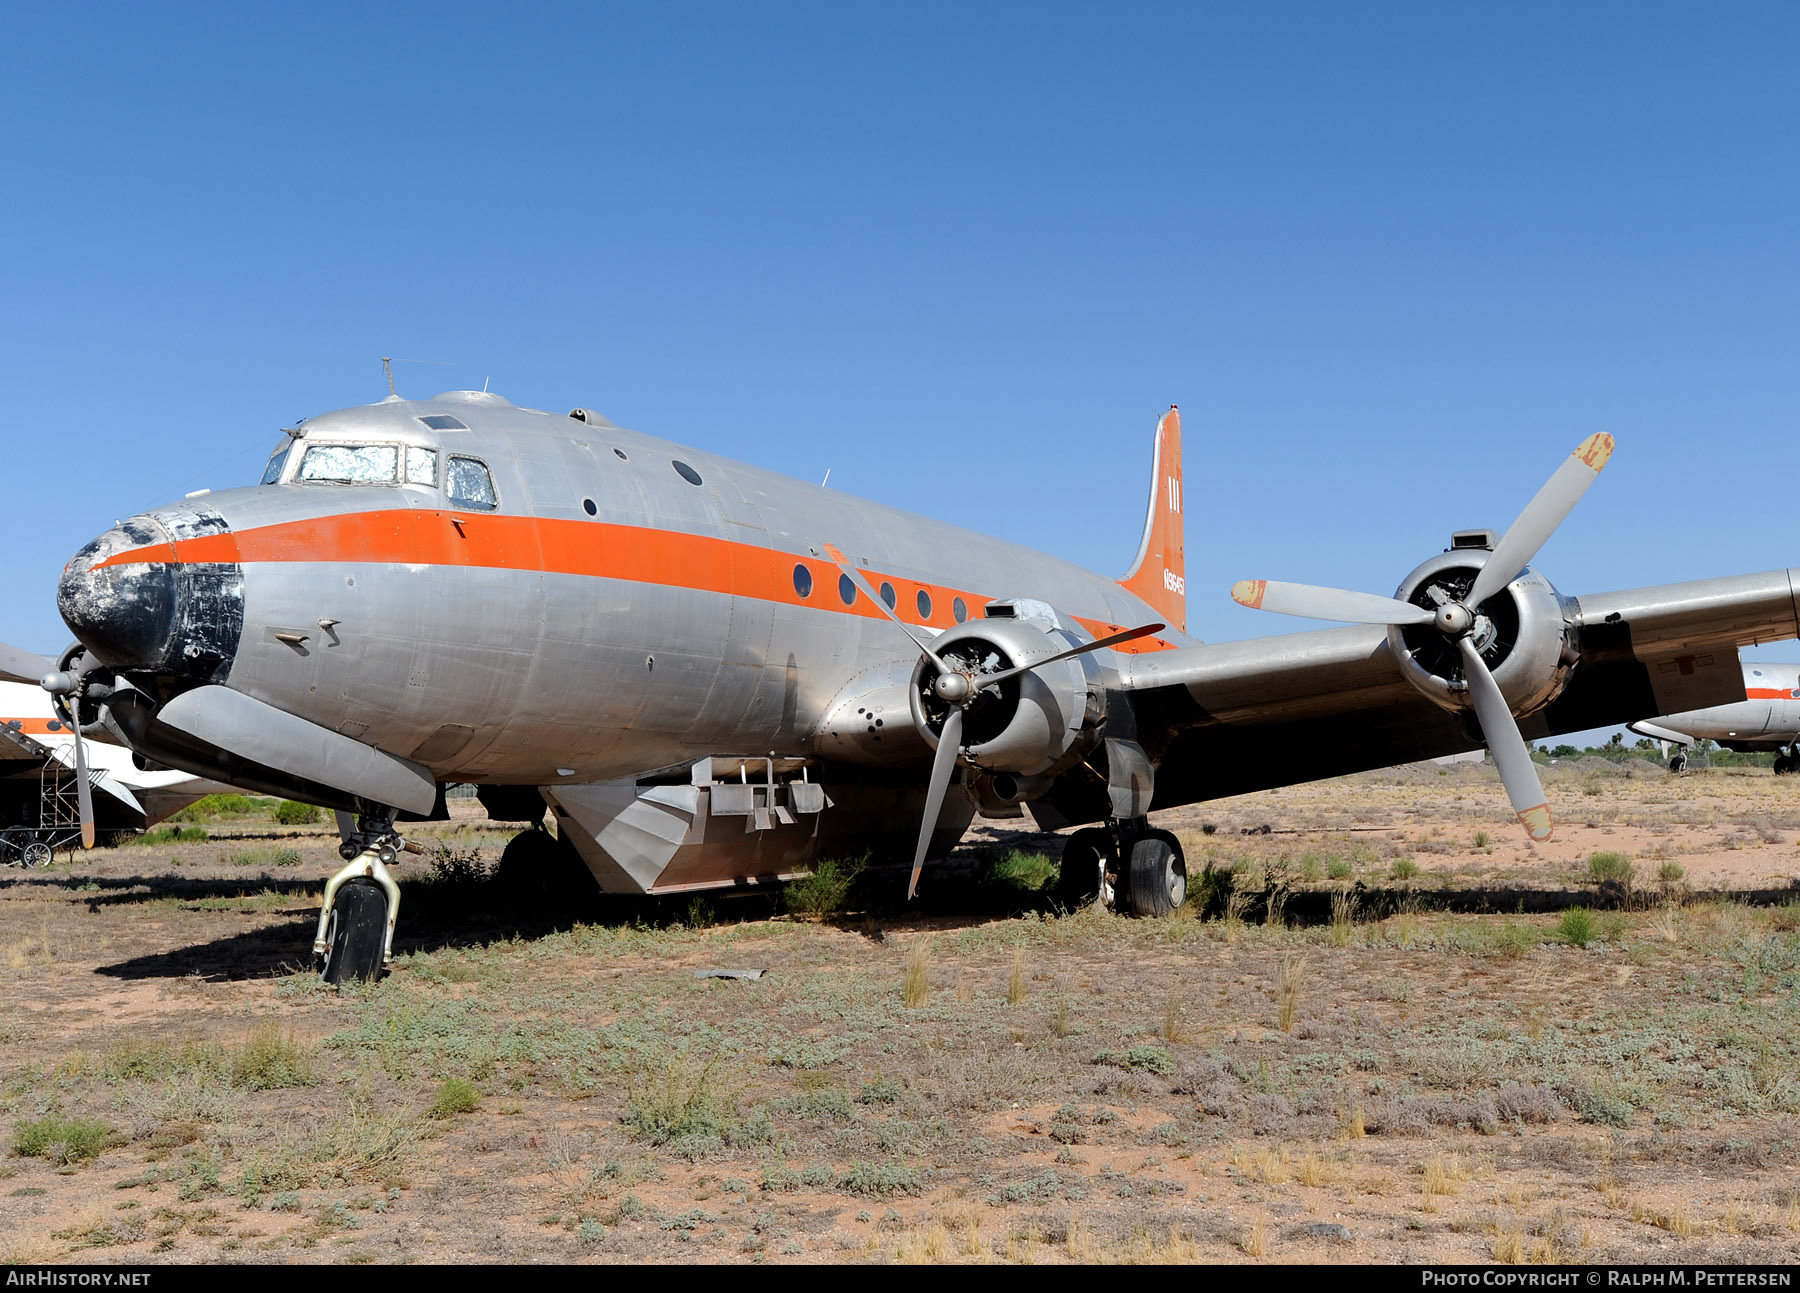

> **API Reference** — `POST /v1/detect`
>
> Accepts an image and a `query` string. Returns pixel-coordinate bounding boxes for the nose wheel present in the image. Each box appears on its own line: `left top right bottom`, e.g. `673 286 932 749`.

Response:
318 878 389 984
314 813 409 984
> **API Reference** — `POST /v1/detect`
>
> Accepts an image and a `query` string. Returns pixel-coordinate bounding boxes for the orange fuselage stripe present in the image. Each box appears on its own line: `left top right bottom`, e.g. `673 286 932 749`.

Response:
0 718 63 735
92 510 1175 653
1744 687 1797 699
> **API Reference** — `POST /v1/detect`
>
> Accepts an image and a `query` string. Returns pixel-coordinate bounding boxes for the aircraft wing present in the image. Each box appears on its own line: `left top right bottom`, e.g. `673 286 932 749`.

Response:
1121 567 1799 805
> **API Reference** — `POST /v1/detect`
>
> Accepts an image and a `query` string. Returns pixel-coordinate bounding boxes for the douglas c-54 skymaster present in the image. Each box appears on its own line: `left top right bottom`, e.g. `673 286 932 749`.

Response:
2 390 1795 981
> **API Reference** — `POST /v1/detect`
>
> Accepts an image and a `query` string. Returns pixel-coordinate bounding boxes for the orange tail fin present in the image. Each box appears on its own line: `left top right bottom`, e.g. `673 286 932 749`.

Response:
1118 405 1185 634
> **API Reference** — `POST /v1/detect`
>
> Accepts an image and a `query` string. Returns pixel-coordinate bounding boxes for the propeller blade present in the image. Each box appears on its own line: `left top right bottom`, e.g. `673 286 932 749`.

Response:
1231 580 1434 627
977 622 1167 690
1457 637 1552 842
71 698 95 850
0 641 54 687
908 705 963 900
821 544 947 666
1467 433 1615 608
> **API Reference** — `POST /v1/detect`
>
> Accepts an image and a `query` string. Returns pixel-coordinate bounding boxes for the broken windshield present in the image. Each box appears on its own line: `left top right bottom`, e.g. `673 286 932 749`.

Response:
296 443 400 485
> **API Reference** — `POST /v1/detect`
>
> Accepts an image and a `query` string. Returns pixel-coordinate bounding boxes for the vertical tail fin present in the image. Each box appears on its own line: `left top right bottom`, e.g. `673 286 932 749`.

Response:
1117 405 1185 633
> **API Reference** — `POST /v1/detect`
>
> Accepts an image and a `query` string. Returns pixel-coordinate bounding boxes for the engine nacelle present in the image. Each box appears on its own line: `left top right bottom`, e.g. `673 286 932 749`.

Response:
908 615 1106 778
1386 546 1577 720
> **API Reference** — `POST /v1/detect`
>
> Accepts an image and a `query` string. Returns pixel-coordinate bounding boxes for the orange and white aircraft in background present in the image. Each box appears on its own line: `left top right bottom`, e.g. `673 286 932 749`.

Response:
1630 662 1800 773
0 680 236 863
3 389 1796 979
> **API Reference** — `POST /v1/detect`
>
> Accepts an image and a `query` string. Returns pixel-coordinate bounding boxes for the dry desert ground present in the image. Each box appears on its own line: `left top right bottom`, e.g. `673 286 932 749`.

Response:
3 757 1799 1265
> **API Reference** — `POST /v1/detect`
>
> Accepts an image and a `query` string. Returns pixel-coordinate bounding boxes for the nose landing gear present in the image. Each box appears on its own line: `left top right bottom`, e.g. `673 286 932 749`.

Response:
314 811 419 984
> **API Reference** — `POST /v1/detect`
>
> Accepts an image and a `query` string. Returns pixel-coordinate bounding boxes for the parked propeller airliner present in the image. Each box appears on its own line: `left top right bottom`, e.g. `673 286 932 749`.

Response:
3 389 1796 980
1630 662 1800 772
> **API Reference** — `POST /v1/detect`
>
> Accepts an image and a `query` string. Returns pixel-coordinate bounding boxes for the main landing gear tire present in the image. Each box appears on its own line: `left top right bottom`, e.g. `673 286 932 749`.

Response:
1775 756 1797 776
1122 830 1187 919
1668 753 1688 774
495 826 597 909
319 878 388 985
1057 828 1115 908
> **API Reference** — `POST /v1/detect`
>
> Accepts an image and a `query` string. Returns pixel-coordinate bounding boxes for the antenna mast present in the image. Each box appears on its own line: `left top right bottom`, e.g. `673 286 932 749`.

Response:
382 357 396 397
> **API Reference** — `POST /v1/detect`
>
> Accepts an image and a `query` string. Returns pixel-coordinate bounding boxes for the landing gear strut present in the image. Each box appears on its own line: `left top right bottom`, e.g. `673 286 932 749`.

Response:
314 811 415 984
1057 818 1186 917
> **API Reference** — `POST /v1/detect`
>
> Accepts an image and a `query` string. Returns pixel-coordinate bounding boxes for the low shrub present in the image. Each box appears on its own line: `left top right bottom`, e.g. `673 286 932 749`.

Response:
1092 1046 1175 1077
1391 858 1420 881
231 1024 318 1091
169 793 257 822
1587 851 1635 887
1558 907 1596 947
430 1078 480 1118
134 825 209 846
13 1115 115 1165
784 854 867 918
273 800 323 826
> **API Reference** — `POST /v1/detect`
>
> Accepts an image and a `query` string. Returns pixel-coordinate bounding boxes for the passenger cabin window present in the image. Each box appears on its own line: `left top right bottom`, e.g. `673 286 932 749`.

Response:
447 456 498 510
260 440 293 485
406 447 438 485
297 443 399 484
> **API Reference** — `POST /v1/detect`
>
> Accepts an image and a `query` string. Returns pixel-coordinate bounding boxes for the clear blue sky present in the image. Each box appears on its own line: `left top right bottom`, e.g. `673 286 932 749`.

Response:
4 3 1796 710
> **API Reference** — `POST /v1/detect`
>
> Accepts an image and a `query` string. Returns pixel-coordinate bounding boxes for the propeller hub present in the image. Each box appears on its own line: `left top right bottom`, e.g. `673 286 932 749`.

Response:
40 671 75 695
1434 602 1475 637
933 671 972 703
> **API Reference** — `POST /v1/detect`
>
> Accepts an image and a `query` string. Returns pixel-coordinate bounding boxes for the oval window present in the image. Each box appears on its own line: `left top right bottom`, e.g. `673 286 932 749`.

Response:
582 498 597 516
916 589 932 620
793 563 813 598
613 447 628 460
953 597 968 623
838 573 857 605
879 582 896 609
673 460 703 486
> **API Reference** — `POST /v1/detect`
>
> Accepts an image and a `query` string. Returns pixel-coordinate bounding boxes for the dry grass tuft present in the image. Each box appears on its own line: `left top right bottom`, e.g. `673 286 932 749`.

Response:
1006 949 1026 1006
903 943 931 1009
1240 1220 1267 1257
1275 957 1304 1033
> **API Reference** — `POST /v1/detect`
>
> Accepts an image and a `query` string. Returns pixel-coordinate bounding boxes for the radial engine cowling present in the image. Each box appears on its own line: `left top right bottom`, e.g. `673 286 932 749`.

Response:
1387 547 1578 720
908 617 1106 777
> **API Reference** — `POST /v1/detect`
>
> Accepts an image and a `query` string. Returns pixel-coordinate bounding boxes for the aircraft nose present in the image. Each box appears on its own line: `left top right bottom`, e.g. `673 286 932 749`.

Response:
58 514 244 678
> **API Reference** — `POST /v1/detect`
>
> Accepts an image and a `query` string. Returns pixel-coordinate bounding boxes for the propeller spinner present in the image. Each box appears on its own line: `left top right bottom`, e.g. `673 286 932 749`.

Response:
821 545 1161 897
1230 433 1615 842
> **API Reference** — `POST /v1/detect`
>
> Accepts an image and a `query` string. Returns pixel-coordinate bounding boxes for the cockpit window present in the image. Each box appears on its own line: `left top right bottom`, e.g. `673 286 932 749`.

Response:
297 443 400 484
446 455 498 510
260 439 293 485
406 446 438 486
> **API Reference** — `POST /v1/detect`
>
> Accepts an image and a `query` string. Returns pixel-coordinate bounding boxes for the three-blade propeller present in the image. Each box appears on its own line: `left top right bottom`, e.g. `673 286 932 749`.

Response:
1229 433 1614 842
821 545 1162 898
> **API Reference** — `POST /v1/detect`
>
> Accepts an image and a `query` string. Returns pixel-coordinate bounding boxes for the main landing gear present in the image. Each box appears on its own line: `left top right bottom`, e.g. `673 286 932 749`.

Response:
315 810 418 984
1057 817 1186 918
1668 751 1688 774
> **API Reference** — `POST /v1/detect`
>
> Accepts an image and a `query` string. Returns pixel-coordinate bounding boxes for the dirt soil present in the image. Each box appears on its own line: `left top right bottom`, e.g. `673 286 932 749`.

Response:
3 761 1799 1265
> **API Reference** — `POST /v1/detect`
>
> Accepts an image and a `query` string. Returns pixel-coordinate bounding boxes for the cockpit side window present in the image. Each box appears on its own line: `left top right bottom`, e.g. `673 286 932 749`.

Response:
297 443 400 484
406 446 439 486
446 456 498 510
260 439 294 485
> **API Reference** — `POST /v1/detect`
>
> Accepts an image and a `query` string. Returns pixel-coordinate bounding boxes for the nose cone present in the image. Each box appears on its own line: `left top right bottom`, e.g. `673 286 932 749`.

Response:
58 513 243 678
59 518 180 670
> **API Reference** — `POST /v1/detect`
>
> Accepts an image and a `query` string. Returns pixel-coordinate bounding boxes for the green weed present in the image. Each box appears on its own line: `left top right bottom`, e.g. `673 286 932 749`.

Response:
429 1078 480 1118
13 1115 115 1165
1558 907 1596 947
